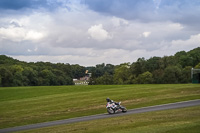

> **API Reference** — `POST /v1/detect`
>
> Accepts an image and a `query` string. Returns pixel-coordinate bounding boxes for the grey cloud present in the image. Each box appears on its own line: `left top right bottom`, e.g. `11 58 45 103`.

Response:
85 0 200 29
1 0 200 66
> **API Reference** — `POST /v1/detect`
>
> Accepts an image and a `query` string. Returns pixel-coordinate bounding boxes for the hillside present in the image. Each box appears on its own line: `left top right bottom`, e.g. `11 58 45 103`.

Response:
0 84 199 129
0 47 200 86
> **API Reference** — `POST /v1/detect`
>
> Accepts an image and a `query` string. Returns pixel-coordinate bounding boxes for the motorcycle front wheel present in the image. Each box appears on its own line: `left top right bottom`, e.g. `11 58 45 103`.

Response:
107 108 115 114
122 107 127 113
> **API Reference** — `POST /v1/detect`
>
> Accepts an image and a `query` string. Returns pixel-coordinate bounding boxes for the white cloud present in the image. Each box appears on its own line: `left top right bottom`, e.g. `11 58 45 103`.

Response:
25 30 44 41
0 0 199 66
171 34 200 51
88 24 112 41
143 31 151 38
111 16 129 27
0 26 44 42
0 12 48 42
0 26 45 42
27 49 32 52
9 47 178 66
169 23 184 30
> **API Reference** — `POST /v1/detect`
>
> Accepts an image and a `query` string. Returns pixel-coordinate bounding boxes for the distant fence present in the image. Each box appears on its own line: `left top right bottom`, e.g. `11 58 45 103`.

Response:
75 82 89 85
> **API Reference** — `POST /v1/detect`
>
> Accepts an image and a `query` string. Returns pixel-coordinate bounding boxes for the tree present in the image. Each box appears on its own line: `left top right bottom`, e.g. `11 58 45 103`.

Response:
11 65 24 86
64 76 74 85
163 66 182 83
130 58 146 76
175 51 193 67
38 69 55 86
175 51 187 57
114 63 132 84
133 71 153 84
0 55 20 65
0 47 199 86
22 67 38 86
52 69 74 85
95 72 114 85
87 63 115 80
180 66 192 83
159 56 177 69
188 47 200 66
71 64 85 79
152 69 164 84
0 75 2 86
56 76 67 85
104 64 115 75
55 63 72 78
194 62 200 69
0 66 13 87
94 63 106 77
146 57 161 72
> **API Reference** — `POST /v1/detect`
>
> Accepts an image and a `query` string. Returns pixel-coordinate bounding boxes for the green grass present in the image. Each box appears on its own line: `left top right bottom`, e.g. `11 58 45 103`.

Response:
16 106 200 133
0 84 200 129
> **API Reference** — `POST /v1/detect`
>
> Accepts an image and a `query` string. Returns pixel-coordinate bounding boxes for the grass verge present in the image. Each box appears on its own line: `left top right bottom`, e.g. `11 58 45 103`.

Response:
0 84 200 128
17 106 200 133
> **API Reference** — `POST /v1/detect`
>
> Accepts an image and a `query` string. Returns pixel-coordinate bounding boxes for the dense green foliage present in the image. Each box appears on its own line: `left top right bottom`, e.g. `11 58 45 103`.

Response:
0 56 85 87
0 47 200 86
89 47 200 85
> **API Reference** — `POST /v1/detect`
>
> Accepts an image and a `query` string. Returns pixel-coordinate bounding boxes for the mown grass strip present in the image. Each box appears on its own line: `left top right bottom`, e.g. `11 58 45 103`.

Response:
16 106 200 133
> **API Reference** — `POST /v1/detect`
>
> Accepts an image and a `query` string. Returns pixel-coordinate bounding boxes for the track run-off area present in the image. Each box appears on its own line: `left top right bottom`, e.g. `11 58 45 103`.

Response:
0 99 200 133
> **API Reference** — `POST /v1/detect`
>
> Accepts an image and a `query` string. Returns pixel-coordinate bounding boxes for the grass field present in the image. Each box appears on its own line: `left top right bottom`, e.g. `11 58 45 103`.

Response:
17 106 200 133
0 84 200 129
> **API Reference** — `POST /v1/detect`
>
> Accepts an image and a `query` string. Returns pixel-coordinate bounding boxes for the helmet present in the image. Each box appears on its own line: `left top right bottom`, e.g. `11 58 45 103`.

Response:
106 98 111 102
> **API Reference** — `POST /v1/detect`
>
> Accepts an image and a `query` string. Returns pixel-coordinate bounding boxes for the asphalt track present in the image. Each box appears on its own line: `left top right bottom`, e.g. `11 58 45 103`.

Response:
1 99 200 133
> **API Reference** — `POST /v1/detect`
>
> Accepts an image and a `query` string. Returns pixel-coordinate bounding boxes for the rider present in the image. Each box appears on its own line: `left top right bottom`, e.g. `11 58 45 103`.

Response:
106 98 120 107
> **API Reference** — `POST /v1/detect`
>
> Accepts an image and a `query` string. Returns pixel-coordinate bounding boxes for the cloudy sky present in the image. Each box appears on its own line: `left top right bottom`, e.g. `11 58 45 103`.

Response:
0 0 200 66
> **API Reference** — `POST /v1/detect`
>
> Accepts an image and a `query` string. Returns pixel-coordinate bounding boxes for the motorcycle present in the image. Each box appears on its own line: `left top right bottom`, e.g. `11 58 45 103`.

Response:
106 101 127 114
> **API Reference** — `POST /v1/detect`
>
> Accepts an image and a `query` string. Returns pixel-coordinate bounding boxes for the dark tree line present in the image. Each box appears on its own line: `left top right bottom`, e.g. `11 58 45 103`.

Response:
0 56 85 87
89 47 200 85
0 47 200 87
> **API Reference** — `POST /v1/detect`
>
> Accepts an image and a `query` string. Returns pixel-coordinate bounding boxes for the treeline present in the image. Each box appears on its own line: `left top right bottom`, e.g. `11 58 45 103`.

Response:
88 47 200 85
0 47 200 87
0 56 85 87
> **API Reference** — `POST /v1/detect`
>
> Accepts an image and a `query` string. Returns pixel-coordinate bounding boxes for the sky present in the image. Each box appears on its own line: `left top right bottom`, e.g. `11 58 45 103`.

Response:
0 0 200 66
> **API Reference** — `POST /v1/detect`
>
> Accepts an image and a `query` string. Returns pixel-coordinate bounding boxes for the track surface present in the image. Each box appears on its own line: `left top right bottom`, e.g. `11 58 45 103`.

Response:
1 99 200 133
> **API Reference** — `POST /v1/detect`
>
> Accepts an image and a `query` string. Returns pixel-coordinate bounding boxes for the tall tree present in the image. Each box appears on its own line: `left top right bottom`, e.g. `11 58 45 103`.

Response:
114 63 131 84
130 57 146 76
0 66 13 87
152 69 164 84
71 64 85 79
133 71 153 84
180 66 192 83
38 69 55 86
0 75 2 86
11 65 24 86
95 72 114 85
146 57 161 72
22 67 38 86
188 47 200 66
175 51 193 67
163 66 182 83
